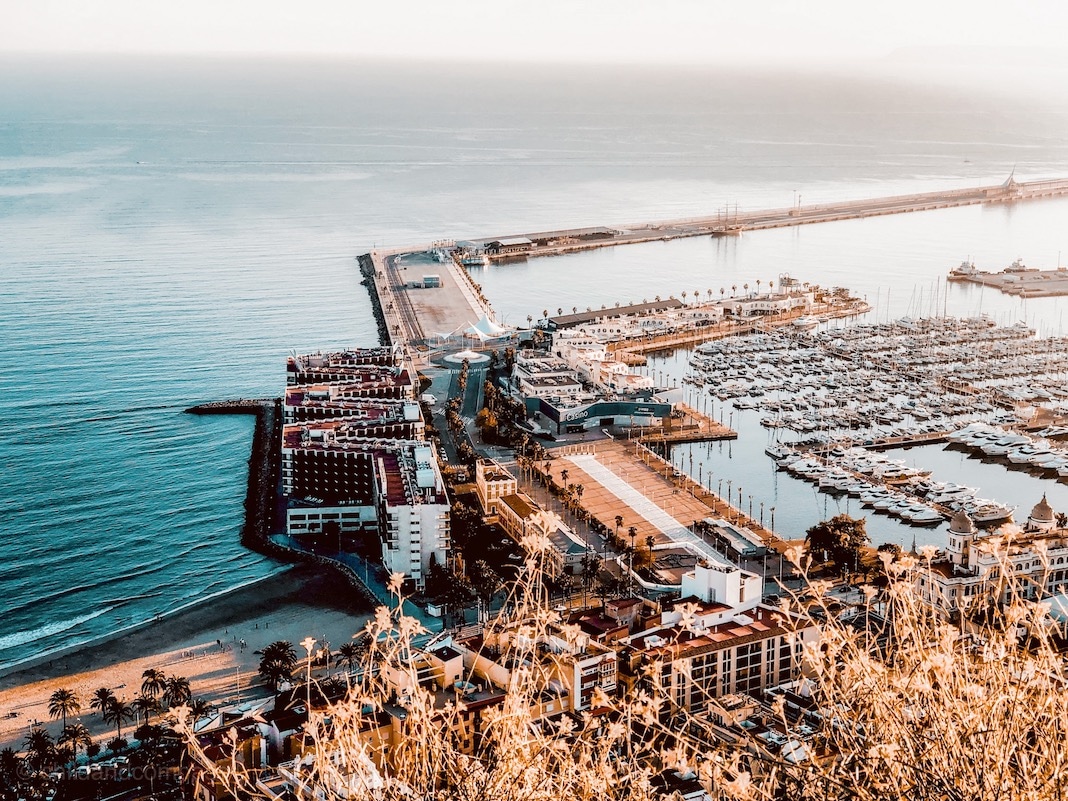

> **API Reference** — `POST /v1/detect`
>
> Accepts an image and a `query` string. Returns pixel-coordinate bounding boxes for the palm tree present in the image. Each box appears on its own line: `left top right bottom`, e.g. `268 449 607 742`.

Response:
22 727 54 769
731 284 737 297
133 693 158 727
188 698 216 720
58 723 92 763
162 675 192 709
257 641 298 690
47 688 80 730
542 308 548 322
681 291 687 304
141 668 167 700
335 642 363 677
0 748 21 787
90 687 115 719
101 699 135 743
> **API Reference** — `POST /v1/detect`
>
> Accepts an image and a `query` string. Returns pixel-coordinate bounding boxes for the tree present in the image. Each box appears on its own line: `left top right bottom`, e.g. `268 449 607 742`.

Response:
474 407 498 439
0 748 21 789
632 547 654 570
335 641 363 676
469 560 503 623
89 687 115 719
102 699 135 744
58 723 92 763
189 698 216 720
162 675 192 709
133 693 159 727
257 641 298 690
806 514 869 575
22 728 54 770
877 541 902 557
47 688 80 730
141 668 167 700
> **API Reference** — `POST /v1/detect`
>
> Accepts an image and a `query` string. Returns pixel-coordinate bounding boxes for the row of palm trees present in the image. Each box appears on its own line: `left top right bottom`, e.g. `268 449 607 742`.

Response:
41 669 205 754
255 638 371 695
538 282 782 321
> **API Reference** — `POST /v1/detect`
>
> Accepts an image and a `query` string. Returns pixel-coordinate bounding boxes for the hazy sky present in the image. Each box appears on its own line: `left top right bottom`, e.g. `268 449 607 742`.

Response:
5 0 1068 67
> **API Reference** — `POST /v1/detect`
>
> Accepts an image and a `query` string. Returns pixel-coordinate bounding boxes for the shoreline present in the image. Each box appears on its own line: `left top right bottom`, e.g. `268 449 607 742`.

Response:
0 562 373 692
0 567 294 682
0 563 376 749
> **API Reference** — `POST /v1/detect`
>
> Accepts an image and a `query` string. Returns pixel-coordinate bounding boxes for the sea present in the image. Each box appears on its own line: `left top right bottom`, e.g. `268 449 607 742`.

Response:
2 55 1067 671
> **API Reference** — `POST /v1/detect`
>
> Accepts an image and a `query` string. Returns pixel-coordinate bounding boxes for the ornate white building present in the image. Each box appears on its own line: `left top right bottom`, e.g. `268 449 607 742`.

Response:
918 496 1068 612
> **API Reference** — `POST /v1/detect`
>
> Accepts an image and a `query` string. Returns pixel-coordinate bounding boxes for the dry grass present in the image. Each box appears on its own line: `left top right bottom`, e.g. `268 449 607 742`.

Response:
180 543 1068 801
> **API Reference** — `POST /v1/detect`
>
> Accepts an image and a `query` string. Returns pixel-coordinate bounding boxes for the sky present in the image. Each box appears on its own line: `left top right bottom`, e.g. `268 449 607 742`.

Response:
4 0 1068 69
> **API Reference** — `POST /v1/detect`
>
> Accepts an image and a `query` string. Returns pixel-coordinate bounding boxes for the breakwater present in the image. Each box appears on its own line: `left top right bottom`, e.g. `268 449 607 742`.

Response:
358 252 392 346
185 398 383 608
183 398 283 550
456 176 1068 263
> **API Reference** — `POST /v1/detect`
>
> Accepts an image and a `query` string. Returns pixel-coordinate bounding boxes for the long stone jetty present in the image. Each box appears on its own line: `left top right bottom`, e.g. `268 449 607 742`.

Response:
473 175 1068 261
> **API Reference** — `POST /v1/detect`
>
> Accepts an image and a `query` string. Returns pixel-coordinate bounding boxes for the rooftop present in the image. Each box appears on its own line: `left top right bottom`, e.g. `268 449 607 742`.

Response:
549 298 686 329
628 604 798 660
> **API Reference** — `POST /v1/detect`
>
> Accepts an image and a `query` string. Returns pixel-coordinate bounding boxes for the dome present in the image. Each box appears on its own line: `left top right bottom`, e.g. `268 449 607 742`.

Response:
949 508 975 535
1030 494 1055 524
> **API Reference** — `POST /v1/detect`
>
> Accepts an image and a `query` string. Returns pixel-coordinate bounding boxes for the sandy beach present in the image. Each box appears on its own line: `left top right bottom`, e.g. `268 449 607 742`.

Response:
0 564 375 751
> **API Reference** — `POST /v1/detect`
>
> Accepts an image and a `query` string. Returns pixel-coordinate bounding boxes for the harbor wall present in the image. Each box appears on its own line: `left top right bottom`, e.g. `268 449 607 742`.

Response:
185 399 382 609
358 252 392 346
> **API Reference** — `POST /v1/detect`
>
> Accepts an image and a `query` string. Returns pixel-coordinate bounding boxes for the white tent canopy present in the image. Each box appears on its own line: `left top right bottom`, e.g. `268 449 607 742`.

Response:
466 314 513 339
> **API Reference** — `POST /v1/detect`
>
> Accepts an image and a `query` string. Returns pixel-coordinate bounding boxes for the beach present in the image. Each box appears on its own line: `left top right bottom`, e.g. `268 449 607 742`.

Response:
0 564 375 750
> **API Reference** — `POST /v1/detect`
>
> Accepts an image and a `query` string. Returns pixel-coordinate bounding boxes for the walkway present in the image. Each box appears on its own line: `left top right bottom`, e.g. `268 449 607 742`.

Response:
565 453 733 567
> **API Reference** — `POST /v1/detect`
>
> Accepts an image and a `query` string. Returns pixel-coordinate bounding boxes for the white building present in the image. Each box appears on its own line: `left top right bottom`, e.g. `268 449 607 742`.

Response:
919 497 1068 612
512 353 585 399
282 435 450 591
621 563 816 712
553 334 654 393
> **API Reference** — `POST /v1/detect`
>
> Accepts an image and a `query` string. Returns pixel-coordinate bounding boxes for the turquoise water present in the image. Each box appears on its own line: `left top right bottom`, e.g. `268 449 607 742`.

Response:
1 55 1067 668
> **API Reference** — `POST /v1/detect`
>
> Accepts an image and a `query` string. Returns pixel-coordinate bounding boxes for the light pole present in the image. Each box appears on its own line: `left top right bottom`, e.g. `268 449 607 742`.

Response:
300 636 317 713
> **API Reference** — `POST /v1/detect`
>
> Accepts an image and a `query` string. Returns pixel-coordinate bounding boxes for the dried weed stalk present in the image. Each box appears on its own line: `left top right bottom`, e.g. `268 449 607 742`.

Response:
180 542 1068 800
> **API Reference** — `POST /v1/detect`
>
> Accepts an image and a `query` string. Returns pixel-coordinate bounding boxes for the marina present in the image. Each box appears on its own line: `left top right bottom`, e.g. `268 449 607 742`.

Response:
685 316 1068 448
359 182 1068 564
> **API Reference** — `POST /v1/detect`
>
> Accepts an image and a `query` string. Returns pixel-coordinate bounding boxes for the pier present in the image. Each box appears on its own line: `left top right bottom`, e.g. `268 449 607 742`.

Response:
606 300 869 359
632 401 736 446
469 175 1068 261
948 260 1068 298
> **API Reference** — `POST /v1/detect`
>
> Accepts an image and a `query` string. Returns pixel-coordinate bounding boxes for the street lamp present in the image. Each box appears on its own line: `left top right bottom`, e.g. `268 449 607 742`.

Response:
300 636 317 714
